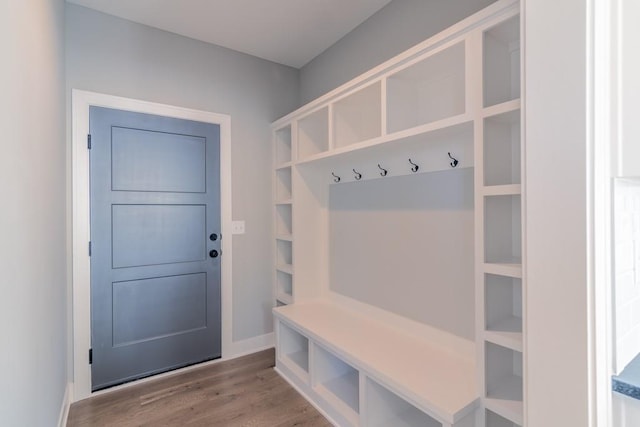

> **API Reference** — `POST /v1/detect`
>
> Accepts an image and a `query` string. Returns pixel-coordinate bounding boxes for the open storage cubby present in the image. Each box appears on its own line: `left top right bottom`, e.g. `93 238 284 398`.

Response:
275 125 292 165
313 344 360 423
275 204 292 236
365 378 442 427
275 167 292 201
333 81 382 148
298 107 329 160
483 15 520 108
484 194 521 264
485 274 522 350
484 110 521 187
486 409 520 427
387 42 466 133
279 321 309 378
276 239 293 268
485 342 523 423
275 270 293 303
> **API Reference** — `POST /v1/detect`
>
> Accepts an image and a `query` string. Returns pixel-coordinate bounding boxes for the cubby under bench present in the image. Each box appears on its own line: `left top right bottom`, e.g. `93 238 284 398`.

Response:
273 301 478 427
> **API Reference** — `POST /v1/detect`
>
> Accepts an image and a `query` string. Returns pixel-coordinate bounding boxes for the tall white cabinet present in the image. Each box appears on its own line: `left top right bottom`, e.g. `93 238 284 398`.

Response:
271 1 524 425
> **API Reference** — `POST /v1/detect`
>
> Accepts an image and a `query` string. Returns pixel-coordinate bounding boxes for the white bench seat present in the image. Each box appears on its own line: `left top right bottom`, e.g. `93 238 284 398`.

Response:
273 301 478 426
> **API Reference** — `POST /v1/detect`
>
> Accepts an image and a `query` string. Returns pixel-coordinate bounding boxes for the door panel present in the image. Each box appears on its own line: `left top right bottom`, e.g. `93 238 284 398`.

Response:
111 127 206 193
112 273 208 346
90 106 221 391
111 204 206 268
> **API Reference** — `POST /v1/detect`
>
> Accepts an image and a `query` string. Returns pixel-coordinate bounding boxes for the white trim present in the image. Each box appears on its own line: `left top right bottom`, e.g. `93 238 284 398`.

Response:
71 90 233 401
590 0 615 424
57 383 72 427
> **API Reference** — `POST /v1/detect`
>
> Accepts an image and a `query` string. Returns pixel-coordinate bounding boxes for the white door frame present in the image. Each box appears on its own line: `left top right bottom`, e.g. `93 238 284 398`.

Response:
71 90 233 401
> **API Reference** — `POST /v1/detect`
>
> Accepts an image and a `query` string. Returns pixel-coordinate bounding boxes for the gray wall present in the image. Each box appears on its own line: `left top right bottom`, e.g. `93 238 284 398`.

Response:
329 170 475 340
0 0 68 425
65 4 300 342
299 0 497 104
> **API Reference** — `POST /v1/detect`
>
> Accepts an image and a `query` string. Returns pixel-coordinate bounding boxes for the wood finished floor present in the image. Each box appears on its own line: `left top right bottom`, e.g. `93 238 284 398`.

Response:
67 349 331 427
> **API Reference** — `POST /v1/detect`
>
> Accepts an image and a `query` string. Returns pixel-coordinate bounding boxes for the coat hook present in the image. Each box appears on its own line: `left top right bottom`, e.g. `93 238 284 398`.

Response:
448 152 459 168
408 159 419 173
331 172 341 183
378 164 388 177
353 169 362 180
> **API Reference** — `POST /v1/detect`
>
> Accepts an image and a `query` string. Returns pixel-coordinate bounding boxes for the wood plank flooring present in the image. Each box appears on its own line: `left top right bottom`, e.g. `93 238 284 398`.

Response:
67 349 331 427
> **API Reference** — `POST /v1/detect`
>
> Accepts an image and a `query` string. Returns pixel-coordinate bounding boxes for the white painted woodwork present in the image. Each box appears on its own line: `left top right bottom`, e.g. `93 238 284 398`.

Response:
274 302 477 426
270 1 524 425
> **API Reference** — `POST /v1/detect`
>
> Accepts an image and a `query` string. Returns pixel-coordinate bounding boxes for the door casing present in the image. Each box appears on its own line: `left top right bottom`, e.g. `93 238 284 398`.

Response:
72 90 232 401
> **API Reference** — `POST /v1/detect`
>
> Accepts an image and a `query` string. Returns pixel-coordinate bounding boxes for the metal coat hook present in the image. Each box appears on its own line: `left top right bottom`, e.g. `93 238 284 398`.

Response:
448 152 459 168
408 159 419 173
353 169 362 180
331 172 341 183
378 164 388 177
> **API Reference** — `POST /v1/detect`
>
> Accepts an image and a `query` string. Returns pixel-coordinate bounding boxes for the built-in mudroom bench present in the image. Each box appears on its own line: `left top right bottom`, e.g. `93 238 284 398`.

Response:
272 0 524 425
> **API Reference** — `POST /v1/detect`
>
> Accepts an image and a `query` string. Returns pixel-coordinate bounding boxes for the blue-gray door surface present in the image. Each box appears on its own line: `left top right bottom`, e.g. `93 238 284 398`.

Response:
89 107 221 391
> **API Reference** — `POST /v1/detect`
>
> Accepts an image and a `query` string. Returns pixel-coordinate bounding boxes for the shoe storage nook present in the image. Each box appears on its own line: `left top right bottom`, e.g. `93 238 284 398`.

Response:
271 0 524 426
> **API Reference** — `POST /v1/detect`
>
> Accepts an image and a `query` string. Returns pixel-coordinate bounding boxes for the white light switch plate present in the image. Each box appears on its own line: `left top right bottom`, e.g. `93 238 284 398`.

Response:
231 220 245 235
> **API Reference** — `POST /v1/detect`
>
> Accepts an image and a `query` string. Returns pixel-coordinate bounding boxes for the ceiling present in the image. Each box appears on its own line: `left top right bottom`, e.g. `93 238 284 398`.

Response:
66 0 393 68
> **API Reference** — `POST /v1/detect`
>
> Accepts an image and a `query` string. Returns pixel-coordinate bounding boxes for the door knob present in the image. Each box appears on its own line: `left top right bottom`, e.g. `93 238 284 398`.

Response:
209 233 218 241
209 249 219 258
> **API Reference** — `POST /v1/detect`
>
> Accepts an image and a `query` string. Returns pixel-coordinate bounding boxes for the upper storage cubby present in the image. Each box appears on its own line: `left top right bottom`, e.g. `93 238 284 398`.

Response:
387 42 466 133
298 107 329 160
333 82 382 149
275 125 292 165
483 15 520 108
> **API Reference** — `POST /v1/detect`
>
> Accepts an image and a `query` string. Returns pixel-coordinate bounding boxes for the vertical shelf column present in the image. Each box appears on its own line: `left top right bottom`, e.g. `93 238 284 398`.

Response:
476 8 524 427
273 125 294 305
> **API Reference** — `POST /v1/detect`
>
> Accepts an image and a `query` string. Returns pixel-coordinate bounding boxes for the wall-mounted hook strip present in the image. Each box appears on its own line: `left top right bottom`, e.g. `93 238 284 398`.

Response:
378 164 388 177
408 159 419 173
353 169 362 180
331 172 341 183
448 152 459 168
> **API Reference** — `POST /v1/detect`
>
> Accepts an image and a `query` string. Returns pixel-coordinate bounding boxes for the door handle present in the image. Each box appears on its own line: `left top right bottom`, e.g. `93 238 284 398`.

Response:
209 249 219 258
209 233 218 241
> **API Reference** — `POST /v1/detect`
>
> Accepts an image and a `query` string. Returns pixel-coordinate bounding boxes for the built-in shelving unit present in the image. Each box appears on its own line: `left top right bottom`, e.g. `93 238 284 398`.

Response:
478 10 524 427
273 124 294 305
271 0 524 425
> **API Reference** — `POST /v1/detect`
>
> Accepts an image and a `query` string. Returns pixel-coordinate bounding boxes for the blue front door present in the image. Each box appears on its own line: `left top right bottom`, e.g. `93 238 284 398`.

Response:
89 107 221 391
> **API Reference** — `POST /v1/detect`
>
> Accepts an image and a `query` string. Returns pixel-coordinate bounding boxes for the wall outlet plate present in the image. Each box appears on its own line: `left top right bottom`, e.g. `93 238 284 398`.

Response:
231 220 245 235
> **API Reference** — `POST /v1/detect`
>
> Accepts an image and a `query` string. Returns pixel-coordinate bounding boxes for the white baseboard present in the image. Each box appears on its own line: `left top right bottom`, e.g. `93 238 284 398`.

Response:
57 382 72 427
227 332 275 358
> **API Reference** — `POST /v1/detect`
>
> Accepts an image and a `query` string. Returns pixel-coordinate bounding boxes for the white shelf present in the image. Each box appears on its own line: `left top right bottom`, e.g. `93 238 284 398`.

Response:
275 161 293 170
333 81 382 148
483 15 521 108
483 262 522 278
274 199 292 205
387 41 466 133
486 408 521 427
298 107 329 160
276 292 293 305
276 270 293 302
483 184 521 196
276 263 293 275
482 99 521 119
278 321 309 380
296 113 472 167
485 397 523 426
484 329 522 353
275 233 293 242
